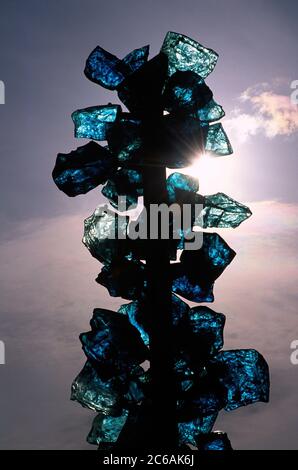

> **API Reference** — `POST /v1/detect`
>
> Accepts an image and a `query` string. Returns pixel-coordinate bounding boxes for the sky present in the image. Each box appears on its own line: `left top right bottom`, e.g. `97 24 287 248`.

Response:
0 0 298 449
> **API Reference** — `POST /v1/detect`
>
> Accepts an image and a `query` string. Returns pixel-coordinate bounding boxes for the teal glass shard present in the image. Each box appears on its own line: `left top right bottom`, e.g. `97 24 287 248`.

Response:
178 413 217 447
102 169 143 211
167 172 199 203
72 105 121 141
70 361 121 415
196 99 225 123
52 141 115 197
161 31 218 79
80 308 148 379
84 46 127 89
96 259 146 301
107 114 143 163
172 274 214 303
188 306 225 356
172 233 236 302
118 301 149 346
205 123 233 156
122 45 150 74
84 45 149 91
83 206 129 265
118 294 189 346
212 349 270 411
87 409 129 445
202 193 252 228
163 71 213 114
197 431 232 450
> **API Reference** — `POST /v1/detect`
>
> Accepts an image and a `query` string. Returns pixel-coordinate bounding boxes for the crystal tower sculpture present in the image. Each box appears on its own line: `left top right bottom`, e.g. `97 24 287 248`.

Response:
53 32 270 450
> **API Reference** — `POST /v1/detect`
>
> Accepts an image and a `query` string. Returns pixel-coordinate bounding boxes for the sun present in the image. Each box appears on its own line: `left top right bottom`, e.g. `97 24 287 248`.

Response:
168 152 238 196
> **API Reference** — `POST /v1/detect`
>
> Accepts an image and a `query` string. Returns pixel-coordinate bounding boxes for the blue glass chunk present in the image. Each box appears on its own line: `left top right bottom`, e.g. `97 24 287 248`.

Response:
172 274 214 303
96 259 146 301
203 193 252 228
71 361 121 415
102 169 143 211
72 105 121 141
172 233 236 302
181 232 236 275
196 99 225 123
178 376 226 419
84 46 127 90
83 205 129 265
188 306 225 356
178 413 217 447
167 172 199 203
213 349 270 411
107 114 143 163
161 31 218 79
197 431 232 450
52 141 115 197
163 71 213 114
87 410 129 445
122 45 150 74
205 123 233 156
80 308 148 379
118 294 189 346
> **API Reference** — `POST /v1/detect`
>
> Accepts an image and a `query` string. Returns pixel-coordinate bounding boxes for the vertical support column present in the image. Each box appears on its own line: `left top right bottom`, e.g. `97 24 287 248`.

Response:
143 164 178 449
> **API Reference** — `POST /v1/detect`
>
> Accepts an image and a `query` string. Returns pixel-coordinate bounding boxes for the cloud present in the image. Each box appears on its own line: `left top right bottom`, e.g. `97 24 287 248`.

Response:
224 82 298 144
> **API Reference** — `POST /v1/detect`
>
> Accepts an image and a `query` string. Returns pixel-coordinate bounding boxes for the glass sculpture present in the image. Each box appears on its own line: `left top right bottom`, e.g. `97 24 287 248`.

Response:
53 31 269 450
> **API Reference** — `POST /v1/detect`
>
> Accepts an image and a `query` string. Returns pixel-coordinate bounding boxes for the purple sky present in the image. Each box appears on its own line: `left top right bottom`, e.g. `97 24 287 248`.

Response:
0 0 298 449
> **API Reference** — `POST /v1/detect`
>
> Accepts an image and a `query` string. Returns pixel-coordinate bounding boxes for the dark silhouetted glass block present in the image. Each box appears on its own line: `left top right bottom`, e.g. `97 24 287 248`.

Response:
72 105 121 140
212 349 270 411
178 413 217 447
205 123 233 156
118 294 189 346
161 31 218 79
96 259 146 300
52 141 115 196
71 361 122 415
172 233 236 302
178 373 226 420
118 53 168 117
163 71 213 114
187 306 225 357
102 169 143 210
180 232 236 281
107 113 143 163
83 206 129 265
122 45 150 74
203 193 252 228
80 308 148 380
167 172 199 203
197 431 232 450
87 410 129 445
196 99 225 122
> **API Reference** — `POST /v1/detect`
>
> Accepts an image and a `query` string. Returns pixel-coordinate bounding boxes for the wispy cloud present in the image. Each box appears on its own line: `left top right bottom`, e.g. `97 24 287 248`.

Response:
225 81 298 143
